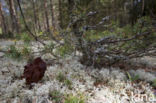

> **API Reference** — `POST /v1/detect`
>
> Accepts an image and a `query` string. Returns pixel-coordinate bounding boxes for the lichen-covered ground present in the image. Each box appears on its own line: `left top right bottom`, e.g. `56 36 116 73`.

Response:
0 40 156 103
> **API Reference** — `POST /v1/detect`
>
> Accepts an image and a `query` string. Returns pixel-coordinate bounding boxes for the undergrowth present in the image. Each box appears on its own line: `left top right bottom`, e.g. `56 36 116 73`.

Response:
64 93 85 103
56 72 72 89
5 44 31 60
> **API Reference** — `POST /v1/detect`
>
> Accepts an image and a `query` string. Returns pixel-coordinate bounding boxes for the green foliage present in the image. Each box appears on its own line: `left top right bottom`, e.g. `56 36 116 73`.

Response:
15 33 21 40
133 16 152 34
127 72 140 82
49 89 63 103
56 43 74 57
5 32 14 38
38 31 44 36
21 33 32 44
81 16 156 67
21 46 31 58
5 45 22 60
130 16 155 50
84 30 101 41
43 42 55 53
56 72 66 82
36 31 49 39
64 79 72 89
152 79 156 88
88 16 155 51
0 28 2 34
56 72 72 89
84 30 113 41
15 33 32 44
111 17 156 52
65 94 85 103
5 44 32 60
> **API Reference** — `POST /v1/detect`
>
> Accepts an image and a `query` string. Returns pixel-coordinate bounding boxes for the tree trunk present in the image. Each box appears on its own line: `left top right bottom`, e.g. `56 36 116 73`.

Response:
68 0 74 17
50 0 56 30
114 0 117 21
0 2 7 35
142 0 145 15
8 0 19 34
58 0 63 28
32 0 37 32
130 0 135 25
36 1 41 31
44 0 50 32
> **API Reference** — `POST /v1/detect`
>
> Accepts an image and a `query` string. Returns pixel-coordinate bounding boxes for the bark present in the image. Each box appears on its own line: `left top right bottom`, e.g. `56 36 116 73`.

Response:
44 0 50 32
32 0 37 32
31 0 41 31
114 0 117 21
58 0 63 28
130 0 135 25
131 0 133 9
68 0 74 17
35 1 41 30
50 0 56 30
142 0 145 15
0 2 7 35
8 0 19 34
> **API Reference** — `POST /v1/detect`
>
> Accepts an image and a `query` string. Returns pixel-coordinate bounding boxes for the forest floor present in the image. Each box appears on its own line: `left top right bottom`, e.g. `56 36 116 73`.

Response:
0 40 156 103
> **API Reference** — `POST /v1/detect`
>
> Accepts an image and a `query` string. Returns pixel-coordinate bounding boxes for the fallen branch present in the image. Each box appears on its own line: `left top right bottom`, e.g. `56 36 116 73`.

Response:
91 31 151 45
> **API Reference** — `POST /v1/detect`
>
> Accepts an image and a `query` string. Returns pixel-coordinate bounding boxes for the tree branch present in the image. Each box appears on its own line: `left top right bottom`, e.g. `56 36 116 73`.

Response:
16 0 45 45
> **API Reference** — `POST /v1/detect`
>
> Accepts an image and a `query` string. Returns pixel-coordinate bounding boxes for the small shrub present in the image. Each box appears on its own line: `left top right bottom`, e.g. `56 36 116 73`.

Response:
56 44 74 57
84 30 113 41
43 42 55 53
15 34 21 40
64 79 72 89
152 79 156 88
127 72 140 82
39 31 44 36
21 46 31 58
56 72 66 82
56 72 72 89
55 35 74 57
49 89 63 103
5 44 32 60
21 33 32 44
65 94 85 103
5 45 22 60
